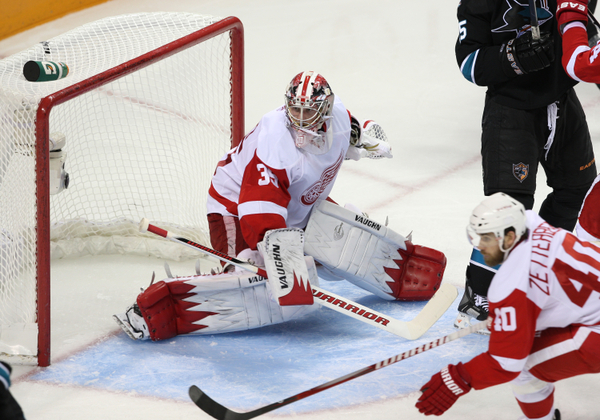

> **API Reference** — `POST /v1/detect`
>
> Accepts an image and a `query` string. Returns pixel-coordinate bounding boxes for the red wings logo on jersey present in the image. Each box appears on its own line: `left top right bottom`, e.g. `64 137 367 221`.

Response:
301 153 344 205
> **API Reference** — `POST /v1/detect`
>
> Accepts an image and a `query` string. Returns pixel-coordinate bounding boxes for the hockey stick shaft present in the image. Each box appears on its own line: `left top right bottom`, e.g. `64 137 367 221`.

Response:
139 218 457 340
140 218 267 276
529 0 540 40
589 9 600 30
189 320 488 420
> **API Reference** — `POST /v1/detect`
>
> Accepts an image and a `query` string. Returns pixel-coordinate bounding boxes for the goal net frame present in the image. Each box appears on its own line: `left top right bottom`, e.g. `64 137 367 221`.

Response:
0 14 244 367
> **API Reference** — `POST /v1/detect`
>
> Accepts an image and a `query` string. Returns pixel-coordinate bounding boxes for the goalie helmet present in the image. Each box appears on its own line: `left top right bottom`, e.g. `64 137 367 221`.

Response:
467 193 527 254
285 71 335 154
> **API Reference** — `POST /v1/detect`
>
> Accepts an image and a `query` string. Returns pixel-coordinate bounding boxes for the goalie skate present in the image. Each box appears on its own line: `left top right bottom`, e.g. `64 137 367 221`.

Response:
113 303 150 340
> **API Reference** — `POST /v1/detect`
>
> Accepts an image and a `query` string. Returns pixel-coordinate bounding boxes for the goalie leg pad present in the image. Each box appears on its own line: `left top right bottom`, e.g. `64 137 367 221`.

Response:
133 269 319 341
305 200 445 301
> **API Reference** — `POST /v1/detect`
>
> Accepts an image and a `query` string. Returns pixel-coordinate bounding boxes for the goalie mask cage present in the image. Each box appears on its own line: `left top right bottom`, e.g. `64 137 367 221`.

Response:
0 13 244 366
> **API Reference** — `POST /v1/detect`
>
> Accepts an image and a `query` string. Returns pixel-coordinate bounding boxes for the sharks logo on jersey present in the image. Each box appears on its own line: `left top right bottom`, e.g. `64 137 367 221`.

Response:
513 162 530 183
492 0 552 36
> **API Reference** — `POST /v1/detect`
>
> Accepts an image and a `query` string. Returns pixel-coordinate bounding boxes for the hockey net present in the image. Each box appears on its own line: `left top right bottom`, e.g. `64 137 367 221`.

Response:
0 13 244 366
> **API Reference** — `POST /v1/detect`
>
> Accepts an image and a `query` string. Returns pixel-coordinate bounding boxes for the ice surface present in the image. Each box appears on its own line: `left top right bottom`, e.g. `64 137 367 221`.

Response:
1 1 600 419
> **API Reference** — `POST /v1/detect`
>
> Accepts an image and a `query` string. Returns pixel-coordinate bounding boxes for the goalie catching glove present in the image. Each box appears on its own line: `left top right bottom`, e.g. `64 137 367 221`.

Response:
304 200 446 301
346 117 393 160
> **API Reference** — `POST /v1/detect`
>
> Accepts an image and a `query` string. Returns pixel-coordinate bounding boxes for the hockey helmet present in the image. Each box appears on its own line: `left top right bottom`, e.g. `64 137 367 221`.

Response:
285 71 334 131
285 71 335 154
466 193 527 254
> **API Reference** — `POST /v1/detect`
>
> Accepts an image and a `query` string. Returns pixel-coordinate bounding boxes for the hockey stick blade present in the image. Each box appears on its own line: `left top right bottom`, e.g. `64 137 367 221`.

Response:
189 386 242 420
140 218 456 340
189 320 488 420
311 282 456 340
401 282 457 339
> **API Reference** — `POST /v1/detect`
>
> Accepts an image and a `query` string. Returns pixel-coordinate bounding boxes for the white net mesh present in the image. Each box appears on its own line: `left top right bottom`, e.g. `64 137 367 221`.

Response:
0 12 240 361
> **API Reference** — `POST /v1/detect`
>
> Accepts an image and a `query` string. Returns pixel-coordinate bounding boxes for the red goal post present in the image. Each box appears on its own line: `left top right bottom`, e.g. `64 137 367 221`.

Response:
0 13 244 366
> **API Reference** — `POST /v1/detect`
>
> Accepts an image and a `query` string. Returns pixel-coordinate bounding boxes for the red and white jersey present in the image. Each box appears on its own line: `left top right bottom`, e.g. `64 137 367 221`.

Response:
576 174 600 242
464 211 600 389
561 22 600 83
560 23 600 241
207 96 351 249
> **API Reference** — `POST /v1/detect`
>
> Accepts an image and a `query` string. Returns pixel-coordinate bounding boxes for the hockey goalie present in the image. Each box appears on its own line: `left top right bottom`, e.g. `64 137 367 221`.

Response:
114 70 446 341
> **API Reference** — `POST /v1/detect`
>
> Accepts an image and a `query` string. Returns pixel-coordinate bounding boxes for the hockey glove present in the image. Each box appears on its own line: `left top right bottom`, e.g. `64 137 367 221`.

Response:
346 118 392 160
556 0 588 31
416 363 472 416
236 248 265 268
500 31 555 76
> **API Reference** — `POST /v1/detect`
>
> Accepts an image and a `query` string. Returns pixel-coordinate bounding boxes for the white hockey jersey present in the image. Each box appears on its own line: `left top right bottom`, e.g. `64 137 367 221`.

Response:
463 211 600 389
207 96 351 248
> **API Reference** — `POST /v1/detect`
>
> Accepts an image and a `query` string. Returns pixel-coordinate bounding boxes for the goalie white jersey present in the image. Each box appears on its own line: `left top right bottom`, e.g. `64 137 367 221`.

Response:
207 96 351 248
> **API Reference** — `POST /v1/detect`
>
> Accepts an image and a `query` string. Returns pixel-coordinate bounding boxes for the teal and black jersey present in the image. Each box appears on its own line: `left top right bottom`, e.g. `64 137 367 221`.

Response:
455 0 576 109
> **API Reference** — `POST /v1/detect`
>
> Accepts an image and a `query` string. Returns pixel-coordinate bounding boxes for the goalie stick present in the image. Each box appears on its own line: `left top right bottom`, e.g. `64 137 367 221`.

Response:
189 320 488 420
139 218 457 340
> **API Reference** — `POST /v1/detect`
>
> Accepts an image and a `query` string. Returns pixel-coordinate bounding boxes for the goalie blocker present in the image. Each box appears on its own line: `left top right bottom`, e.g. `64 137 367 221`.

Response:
304 200 446 301
260 228 315 306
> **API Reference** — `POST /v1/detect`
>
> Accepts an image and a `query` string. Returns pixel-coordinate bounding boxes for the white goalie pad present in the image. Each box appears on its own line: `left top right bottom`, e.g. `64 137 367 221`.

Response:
260 228 316 306
304 200 409 300
162 265 319 336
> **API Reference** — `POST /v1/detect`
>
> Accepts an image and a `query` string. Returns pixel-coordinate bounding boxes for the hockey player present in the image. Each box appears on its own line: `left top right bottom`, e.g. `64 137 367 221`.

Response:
553 0 600 243
0 362 25 420
453 0 597 332
415 193 600 420
114 71 447 341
